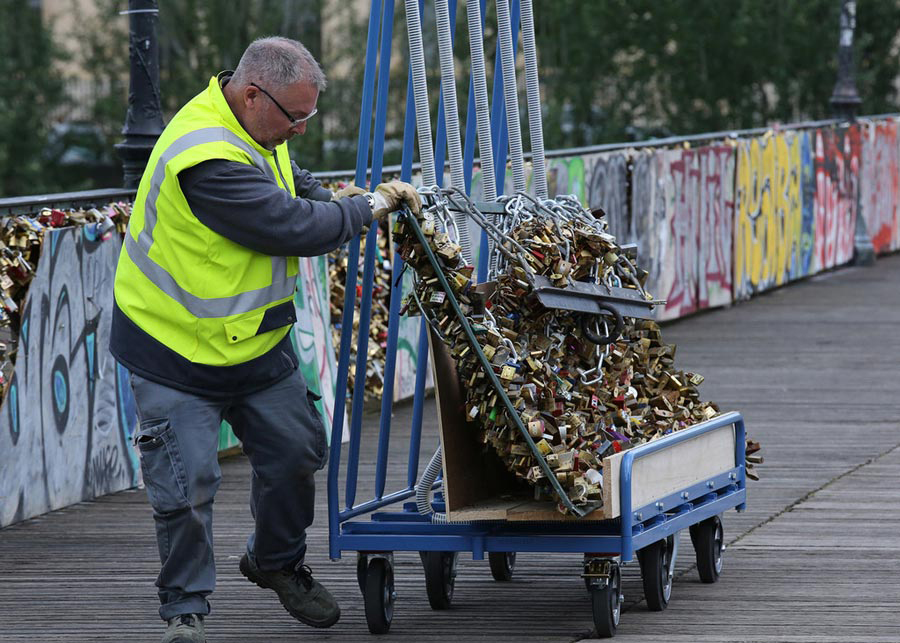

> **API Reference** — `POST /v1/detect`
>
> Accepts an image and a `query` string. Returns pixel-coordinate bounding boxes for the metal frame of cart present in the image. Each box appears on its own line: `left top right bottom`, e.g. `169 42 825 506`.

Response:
328 389 746 636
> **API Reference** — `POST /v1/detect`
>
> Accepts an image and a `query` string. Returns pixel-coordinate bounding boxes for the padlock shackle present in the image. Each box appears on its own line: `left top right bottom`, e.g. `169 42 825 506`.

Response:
581 306 624 345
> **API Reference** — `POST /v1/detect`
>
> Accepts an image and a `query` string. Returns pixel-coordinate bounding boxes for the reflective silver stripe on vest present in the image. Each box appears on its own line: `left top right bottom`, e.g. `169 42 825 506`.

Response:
270 152 293 287
138 127 276 252
271 255 288 285
127 127 294 319
125 233 295 318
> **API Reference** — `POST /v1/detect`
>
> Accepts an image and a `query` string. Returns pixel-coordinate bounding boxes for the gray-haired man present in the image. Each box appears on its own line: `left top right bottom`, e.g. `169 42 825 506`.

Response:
111 37 420 643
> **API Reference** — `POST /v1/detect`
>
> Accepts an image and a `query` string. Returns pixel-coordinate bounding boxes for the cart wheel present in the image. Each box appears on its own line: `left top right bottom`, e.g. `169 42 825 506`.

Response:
690 515 724 583
423 551 458 609
590 563 621 638
488 552 516 582
357 554 368 594
364 557 395 634
638 536 675 611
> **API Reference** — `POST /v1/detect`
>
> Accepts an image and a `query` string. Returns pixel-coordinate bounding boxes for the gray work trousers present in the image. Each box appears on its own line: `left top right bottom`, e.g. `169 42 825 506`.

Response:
129 368 328 621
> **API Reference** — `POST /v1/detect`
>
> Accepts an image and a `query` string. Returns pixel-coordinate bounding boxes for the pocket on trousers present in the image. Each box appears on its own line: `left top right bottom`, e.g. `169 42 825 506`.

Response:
134 418 190 513
305 391 328 470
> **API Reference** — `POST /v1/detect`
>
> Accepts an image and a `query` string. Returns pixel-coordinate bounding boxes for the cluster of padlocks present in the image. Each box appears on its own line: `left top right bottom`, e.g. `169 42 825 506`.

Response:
0 203 131 397
394 188 722 513
324 179 394 403
329 220 393 402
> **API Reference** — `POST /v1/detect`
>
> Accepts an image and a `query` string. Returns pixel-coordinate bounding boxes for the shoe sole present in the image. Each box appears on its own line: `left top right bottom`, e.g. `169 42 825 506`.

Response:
239 557 341 629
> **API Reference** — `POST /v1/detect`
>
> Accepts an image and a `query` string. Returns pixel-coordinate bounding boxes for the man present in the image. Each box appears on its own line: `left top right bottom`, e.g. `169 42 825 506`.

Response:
110 37 420 643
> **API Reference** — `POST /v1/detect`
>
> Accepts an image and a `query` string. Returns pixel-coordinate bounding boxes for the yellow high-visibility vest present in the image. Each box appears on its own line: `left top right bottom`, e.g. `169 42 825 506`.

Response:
114 74 299 366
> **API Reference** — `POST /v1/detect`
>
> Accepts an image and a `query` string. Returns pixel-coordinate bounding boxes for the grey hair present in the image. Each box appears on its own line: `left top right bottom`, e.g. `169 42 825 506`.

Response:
231 37 327 91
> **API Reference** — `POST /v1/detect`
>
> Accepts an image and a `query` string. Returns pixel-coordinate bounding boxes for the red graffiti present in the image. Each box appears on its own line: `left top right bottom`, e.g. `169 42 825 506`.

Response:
814 126 860 271
663 149 700 318
660 145 735 319
861 120 900 254
697 146 734 309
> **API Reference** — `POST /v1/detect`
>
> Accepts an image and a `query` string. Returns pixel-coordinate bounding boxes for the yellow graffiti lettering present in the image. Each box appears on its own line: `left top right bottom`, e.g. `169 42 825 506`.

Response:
773 134 802 286
735 132 803 296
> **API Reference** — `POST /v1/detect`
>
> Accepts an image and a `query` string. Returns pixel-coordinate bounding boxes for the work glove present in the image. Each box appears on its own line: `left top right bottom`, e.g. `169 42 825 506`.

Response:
371 181 422 221
332 184 367 200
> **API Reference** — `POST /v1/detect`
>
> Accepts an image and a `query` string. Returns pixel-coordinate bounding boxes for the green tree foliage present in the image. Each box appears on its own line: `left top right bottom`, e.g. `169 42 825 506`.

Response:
77 0 366 173
534 0 900 147
0 0 65 197
64 0 900 184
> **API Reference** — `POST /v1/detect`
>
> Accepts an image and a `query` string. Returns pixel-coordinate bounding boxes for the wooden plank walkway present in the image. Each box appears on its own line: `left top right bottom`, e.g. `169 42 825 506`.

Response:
2 254 900 642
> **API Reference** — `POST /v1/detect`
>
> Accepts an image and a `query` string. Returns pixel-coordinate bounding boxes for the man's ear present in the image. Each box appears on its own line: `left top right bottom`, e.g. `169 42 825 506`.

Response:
243 84 260 110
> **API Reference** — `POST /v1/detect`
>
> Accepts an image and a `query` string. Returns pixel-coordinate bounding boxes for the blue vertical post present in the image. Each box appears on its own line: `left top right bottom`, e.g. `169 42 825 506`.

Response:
404 0 430 489
371 0 397 501
735 416 747 512
329 0 384 559
406 316 430 488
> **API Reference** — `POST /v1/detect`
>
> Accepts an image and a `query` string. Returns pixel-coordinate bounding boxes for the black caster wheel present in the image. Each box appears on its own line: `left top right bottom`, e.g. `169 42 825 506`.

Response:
590 563 621 638
488 552 516 581
364 557 395 634
690 515 724 583
638 535 676 611
357 554 368 594
423 551 458 609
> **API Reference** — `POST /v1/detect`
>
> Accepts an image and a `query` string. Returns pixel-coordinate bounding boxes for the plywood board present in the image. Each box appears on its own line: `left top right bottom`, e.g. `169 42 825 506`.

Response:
428 330 524 519
602 425 736 519
451 497 608 522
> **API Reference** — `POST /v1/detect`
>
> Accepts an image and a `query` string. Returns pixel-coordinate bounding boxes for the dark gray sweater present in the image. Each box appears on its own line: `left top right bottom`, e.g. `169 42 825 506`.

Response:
110 158 372 397
180 159 371 256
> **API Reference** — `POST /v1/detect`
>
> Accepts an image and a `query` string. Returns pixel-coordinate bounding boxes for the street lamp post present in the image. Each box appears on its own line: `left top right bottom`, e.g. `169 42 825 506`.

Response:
115 0 164 190
829 0 862 121
828 0 874 266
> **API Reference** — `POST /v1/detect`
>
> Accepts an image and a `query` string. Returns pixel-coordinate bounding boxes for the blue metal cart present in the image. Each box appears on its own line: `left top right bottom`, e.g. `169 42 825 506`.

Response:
328 389 746 637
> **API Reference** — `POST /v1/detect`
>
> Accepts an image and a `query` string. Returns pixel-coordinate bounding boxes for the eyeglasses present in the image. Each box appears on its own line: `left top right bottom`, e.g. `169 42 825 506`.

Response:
250 82 318 127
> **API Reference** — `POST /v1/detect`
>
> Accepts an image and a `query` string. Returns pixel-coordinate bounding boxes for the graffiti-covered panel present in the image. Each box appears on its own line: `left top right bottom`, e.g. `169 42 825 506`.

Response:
734 132 812 298
655 148 700 320
813 125 861 271
0 228 139 528
547 155 587 203
861 119 900 254
696 145 735 309
294 255 340 440
630 149 667 305
393 268 433 402
585 152 631 243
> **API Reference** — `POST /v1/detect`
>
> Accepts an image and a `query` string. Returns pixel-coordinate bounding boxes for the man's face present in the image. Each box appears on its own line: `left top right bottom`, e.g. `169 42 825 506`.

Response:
244 80 319 151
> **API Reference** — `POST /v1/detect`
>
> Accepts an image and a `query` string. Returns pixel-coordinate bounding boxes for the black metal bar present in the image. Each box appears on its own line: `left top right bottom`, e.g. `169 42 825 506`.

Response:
530 275 661 320
115 0 165 189
0 188 136 216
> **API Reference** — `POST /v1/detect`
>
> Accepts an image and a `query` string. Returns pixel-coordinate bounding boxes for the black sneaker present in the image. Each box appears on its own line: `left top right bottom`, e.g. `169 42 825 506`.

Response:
161 613 205 643
239 553 340 628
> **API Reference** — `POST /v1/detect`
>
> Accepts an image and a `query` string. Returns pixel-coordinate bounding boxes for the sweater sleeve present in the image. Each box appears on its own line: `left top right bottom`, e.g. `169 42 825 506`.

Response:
291 160 334 201
178 159 373 257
